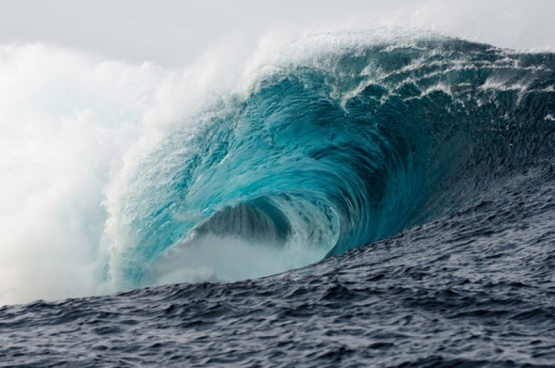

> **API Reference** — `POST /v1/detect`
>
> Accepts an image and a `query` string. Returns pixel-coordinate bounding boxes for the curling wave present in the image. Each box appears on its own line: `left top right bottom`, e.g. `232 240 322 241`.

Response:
104 35 555 289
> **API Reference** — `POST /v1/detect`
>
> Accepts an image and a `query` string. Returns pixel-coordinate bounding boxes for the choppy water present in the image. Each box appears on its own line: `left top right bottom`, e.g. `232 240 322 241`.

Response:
2 35 555 367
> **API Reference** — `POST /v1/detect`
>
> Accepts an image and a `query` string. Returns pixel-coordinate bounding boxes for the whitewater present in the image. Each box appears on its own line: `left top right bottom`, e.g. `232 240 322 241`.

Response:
2 29 555 366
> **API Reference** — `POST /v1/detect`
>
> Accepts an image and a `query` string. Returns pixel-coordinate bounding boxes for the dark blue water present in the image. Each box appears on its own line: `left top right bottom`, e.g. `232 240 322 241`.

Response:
2 36 555 367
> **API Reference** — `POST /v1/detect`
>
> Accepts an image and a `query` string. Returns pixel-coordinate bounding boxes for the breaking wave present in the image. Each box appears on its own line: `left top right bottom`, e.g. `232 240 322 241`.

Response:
103 35 555 290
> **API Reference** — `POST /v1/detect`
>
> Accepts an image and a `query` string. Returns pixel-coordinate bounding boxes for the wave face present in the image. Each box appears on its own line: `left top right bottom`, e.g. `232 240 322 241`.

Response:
105 36 555 289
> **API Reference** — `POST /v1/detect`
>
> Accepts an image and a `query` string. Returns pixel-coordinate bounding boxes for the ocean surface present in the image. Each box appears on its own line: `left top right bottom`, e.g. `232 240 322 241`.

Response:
2 35 555 367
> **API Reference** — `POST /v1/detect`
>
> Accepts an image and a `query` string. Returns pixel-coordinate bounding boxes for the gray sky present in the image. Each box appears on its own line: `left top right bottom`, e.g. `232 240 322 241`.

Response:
1 0 555 66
